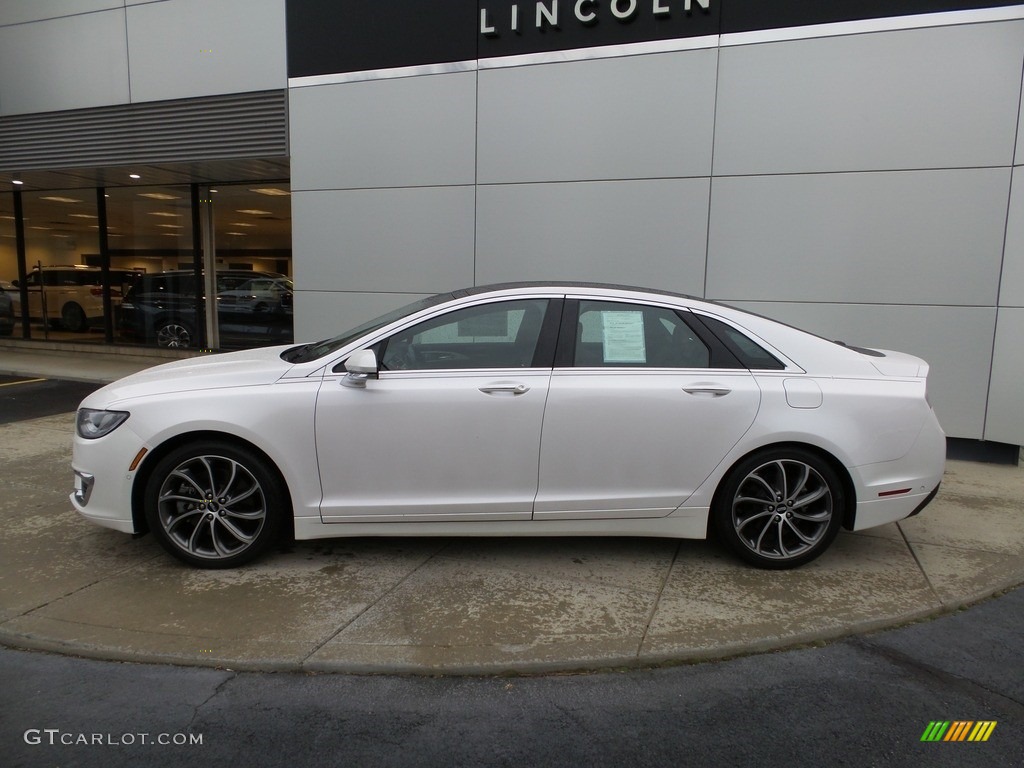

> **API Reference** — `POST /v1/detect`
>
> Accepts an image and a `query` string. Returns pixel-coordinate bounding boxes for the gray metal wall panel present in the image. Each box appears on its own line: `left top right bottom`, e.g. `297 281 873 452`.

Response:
0 1 121 26
999 166 1024 308
478 50 718 184
714 22 1024 175
706 169 1010 306
476 179 710 292
985 308 1024 444
293 289 431 347
0 9 130 116
292 187 475 295
126 0 286 103
731 301 996 440
289 72 477 192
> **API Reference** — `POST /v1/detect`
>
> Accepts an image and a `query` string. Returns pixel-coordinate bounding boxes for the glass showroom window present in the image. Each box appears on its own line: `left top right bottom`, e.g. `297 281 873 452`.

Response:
113 182 292 351
13 190 104 341
105 185 197 348
0 194 17 338
207 183 293 350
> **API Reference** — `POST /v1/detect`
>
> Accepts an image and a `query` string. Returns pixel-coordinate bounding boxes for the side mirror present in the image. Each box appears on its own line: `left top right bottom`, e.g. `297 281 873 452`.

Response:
342 348 378 388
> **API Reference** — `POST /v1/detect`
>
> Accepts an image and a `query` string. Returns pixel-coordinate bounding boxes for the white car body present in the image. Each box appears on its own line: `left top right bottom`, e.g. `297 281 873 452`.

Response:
71 283 945 569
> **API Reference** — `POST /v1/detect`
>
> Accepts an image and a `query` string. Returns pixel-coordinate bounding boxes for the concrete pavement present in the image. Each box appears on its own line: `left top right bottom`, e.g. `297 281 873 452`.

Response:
1 340 1022 674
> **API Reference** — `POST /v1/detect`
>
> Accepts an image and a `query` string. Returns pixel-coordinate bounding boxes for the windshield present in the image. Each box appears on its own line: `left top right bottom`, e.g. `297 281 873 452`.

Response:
280 292 455 364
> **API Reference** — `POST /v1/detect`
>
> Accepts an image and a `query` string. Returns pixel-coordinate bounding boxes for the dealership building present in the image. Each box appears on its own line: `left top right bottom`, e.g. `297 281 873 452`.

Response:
0 0 1022 456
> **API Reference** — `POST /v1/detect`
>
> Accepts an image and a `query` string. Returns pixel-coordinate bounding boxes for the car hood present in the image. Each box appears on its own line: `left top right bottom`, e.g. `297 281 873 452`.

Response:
81 345 296 408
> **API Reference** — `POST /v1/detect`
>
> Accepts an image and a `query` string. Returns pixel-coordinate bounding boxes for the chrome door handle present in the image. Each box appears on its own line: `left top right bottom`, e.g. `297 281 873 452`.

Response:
683 387 731 397
479 384 530 395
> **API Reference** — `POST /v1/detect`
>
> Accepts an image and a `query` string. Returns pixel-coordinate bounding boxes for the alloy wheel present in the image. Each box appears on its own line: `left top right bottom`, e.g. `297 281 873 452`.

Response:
156 454 267 561
730 458 834 563
156 322 193 347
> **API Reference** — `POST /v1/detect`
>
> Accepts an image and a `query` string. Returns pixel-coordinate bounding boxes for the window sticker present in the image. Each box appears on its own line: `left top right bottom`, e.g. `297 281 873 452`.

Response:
602 311 646 364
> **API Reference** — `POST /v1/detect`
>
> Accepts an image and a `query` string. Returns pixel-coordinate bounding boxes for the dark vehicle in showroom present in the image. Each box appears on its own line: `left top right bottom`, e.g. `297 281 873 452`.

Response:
119 270 294 349
0 280 16 336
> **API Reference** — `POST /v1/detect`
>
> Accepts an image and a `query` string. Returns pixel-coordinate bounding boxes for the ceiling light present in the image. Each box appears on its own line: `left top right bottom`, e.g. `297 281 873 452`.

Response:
228 222 256 227
129 174 142 180
40 196 83 203
236 209 272 215
12 179 24 186
29 226 52 231
69 213 98 219
148 212 182 218
138 192 181 201
249 187 290 196
156 224 184 229
226 231 248 236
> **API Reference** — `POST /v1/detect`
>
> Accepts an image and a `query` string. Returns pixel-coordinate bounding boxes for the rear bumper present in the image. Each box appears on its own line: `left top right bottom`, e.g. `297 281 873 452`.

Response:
907 483 941 519
849 409 945 531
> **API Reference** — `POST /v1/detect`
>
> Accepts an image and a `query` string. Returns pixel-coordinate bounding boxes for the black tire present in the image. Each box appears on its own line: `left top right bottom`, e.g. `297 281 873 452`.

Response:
155 318 194 348
61 302 88 332
711 447 845 570
143 441 287 568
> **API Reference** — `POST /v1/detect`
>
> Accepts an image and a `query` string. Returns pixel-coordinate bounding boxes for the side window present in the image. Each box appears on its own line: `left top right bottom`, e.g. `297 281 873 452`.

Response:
71 271 100 286
381 299 549 371
574 301 710 368
696 315 785 370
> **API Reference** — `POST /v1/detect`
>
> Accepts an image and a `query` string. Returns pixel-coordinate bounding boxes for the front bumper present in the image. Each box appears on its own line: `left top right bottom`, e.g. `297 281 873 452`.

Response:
70 426 144 535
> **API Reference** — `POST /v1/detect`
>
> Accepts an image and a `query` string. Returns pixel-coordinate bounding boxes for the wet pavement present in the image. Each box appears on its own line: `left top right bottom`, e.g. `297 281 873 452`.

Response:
1 340 1022 674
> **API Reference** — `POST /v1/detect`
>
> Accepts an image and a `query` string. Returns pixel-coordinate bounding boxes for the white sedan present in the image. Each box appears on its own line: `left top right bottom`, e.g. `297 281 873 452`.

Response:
71 283 945 570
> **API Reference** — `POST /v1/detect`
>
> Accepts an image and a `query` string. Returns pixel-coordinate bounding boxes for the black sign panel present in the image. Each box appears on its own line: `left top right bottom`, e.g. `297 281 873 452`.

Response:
286 0 1021 78
286 0 476 79
722 0 1024 34
478 1 720 58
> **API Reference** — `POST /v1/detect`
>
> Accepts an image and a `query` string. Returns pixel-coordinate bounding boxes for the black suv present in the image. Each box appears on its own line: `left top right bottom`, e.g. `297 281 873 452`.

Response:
0 280 16 336
120 270 293 349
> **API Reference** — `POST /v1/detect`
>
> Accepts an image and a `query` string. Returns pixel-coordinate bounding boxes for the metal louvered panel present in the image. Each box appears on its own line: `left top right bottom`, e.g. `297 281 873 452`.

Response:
0 90 287 172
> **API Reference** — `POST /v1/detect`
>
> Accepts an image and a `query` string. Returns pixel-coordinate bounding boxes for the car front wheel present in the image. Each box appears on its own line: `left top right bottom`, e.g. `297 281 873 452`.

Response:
62 302 88 332
144 442 286 568
712 448 845 570
156 319 194 348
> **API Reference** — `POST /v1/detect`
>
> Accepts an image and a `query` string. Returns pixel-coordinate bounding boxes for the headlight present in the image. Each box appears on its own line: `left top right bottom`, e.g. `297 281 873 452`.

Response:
76 408 130 439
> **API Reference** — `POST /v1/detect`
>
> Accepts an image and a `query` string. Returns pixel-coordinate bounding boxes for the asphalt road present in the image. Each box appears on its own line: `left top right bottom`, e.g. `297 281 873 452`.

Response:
0 376 98 424
3 586 1022 768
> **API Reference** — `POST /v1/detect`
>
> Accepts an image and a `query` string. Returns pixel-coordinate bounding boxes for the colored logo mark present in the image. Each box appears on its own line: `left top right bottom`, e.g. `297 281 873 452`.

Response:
921 721 997 742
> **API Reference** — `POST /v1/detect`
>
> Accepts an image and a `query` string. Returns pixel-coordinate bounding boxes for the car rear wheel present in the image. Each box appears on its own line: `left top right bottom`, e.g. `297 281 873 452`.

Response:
712 448 844 570
61 302 88 332
144 442 286 568
156 319 194 348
